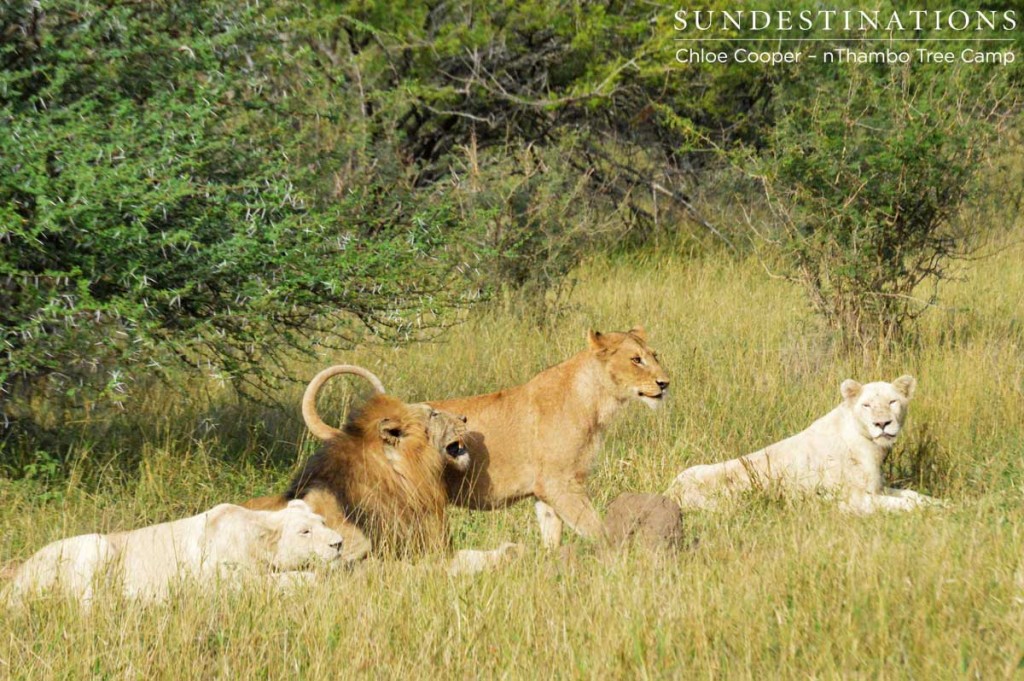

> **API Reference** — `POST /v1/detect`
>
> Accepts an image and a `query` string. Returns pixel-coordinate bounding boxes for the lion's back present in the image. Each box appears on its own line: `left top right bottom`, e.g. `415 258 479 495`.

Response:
116 512 212 598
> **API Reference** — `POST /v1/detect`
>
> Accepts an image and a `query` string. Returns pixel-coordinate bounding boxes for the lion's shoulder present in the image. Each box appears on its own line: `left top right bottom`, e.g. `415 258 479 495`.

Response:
750 405 854 463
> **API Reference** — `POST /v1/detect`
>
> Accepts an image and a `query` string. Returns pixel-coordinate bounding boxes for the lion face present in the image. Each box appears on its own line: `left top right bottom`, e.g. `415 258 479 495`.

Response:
841 375 916 447
588 326 670 410
267 500 344 570
378 402 469 473
424 406 470 472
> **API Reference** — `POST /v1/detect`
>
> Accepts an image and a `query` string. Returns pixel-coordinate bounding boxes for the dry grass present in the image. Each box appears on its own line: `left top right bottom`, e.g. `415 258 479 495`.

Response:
2 225 1023 679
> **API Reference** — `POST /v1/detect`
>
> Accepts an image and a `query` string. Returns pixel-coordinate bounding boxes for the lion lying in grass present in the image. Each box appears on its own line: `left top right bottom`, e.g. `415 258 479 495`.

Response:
246 365 522 575
666 375 944 514
5 500 343 606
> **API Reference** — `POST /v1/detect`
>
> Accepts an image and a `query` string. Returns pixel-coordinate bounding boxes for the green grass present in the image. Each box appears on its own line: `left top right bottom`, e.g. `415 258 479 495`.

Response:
2 227 1023 678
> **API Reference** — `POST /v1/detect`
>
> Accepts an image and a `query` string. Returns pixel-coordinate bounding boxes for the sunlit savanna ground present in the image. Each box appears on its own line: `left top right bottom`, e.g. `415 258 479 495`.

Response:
2 222 1023 678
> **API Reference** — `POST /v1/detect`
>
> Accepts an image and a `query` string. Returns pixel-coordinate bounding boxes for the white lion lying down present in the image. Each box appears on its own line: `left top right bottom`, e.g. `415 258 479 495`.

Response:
5 499 343 605
666 375 944 514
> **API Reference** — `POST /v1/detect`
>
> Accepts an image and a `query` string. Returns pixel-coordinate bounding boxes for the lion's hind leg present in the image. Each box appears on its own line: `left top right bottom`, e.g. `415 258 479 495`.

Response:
665 461 743 510
8 534 115 606
535 501 563 549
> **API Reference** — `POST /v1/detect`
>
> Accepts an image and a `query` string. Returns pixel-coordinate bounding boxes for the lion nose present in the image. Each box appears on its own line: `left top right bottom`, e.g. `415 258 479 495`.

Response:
657 380 670 391
330 540 343 552
875 420 892 430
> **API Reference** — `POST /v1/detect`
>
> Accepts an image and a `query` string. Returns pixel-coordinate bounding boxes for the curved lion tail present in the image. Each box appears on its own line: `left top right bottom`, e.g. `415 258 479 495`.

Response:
302 365 386 441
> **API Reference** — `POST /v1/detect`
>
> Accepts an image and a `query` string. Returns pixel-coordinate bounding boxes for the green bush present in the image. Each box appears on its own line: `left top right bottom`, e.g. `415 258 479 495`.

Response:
2 0 778 422
0 1 482 418
757 60 1016 348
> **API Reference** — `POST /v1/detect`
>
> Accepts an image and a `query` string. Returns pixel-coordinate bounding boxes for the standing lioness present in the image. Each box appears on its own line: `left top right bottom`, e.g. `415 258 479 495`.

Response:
427 326 669 546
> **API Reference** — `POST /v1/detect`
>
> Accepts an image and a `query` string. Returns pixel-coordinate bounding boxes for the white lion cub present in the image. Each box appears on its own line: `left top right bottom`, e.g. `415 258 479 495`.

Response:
666 375 943 514
5 499 343 605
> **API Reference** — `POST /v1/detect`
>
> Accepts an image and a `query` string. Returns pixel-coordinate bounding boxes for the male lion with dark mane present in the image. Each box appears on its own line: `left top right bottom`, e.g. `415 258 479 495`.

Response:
245 366 520 574
425 326 670 547
665 375 944 514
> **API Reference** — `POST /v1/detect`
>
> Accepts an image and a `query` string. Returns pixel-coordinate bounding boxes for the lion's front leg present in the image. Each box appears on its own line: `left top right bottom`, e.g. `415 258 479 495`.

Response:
540 484 605 542
882 487 947 508
665 464 725 510
840 492 885 514
447 543 524 576
267 571 317 591
841 490 930 514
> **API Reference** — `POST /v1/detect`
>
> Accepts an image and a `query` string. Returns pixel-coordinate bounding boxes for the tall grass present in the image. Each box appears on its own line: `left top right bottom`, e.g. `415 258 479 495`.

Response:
2 224 1023 678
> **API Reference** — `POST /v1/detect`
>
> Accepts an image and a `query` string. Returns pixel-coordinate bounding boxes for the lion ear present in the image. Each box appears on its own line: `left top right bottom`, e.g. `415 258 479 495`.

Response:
840 379 862 401
286 499 311 512
378 417 404 446
628 325 647 342
408 403 432 420
587 330 606 350
892 375 916 400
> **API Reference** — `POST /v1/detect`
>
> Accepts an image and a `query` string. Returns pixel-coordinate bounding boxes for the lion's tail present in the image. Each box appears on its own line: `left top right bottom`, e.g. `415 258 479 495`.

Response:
302 365 387 441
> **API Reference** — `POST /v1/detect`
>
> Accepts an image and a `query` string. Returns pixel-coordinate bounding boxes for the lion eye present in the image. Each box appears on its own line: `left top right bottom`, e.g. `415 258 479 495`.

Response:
861 404 870 408
300 529 312 536
631 356 643 365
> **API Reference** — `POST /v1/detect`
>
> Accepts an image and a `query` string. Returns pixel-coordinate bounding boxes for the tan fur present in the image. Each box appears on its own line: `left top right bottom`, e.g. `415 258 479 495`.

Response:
245 366 470 562
427 326 670 546
248 366 521 573
666 375 944 514
4 500 343 605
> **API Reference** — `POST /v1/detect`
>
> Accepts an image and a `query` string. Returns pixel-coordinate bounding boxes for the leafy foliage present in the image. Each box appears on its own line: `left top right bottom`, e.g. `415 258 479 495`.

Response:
0 1 482 415
302 0 771 283
1 0 778 420
2 0 1021 422
753 33 1019 347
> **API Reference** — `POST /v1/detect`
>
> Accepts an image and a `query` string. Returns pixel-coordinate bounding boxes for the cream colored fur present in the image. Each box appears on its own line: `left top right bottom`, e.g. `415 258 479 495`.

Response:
5 500 343 605
666 375 943 514
447 542 525 576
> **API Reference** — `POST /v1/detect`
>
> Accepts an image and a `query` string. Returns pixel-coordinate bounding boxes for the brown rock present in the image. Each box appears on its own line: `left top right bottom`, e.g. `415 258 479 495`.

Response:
603 493 685 551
